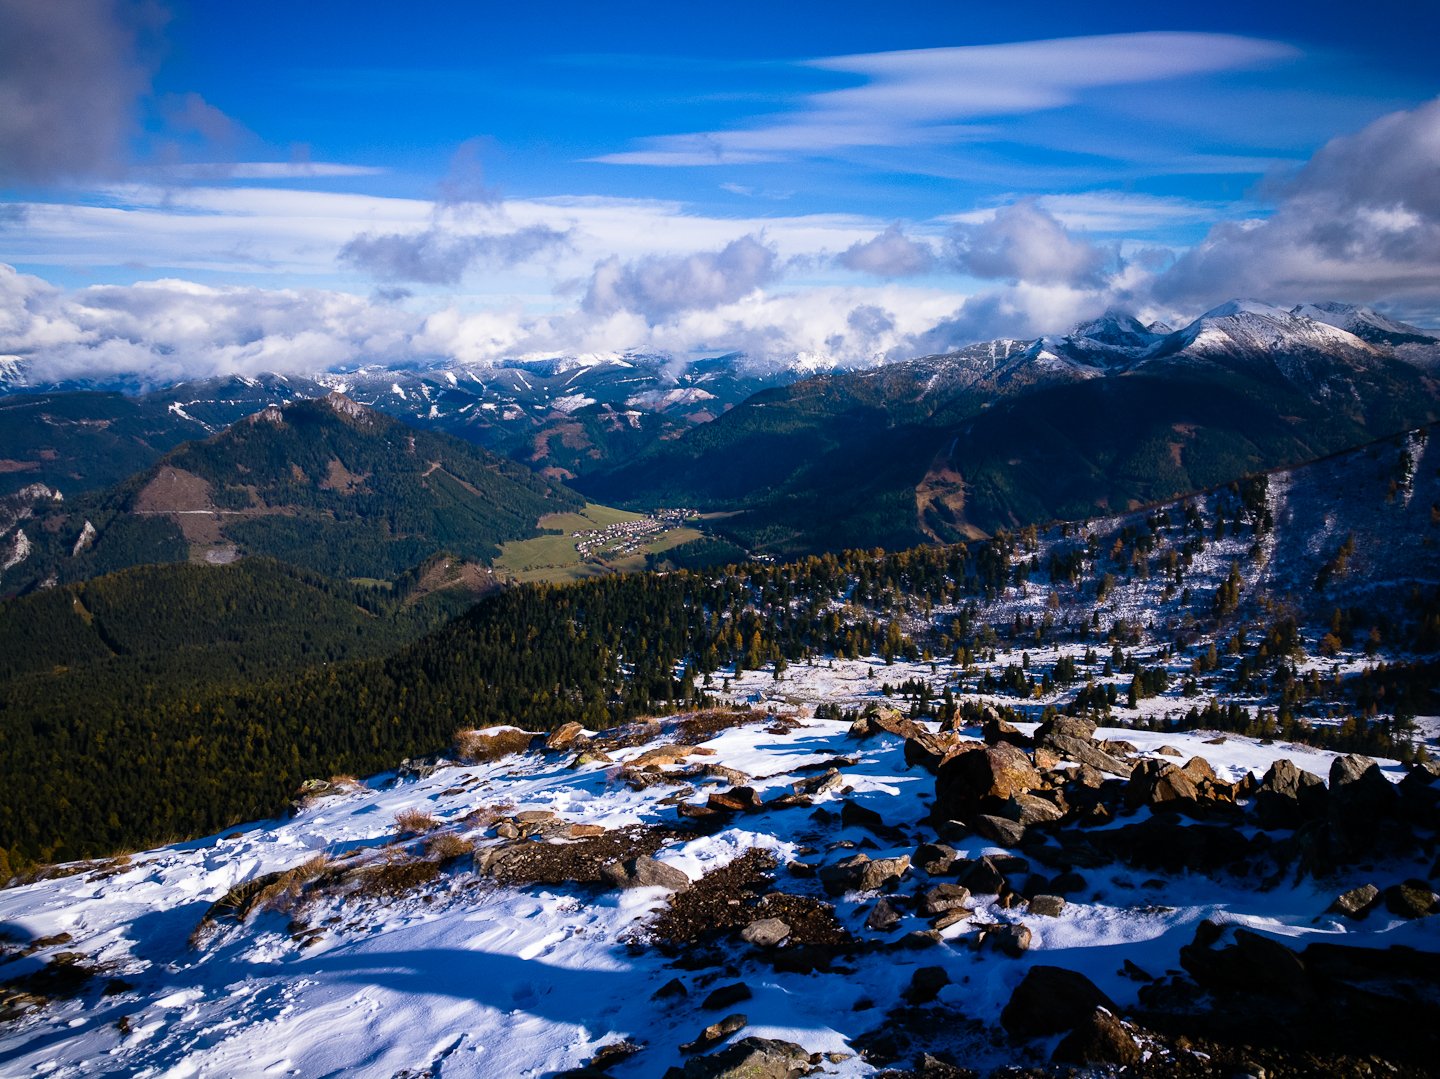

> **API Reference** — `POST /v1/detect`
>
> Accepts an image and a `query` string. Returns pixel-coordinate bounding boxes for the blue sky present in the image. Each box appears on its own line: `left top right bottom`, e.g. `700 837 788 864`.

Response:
1 0 1438 381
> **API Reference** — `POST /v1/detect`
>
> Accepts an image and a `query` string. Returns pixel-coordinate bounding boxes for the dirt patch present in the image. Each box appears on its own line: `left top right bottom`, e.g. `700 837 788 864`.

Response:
648 848 779 943
673 708 763 745
134 467 214 514
405 557 497 606
0 460 38 474
751 892 854 947
320 458 370 494
478 824 687 886
916 450 987 542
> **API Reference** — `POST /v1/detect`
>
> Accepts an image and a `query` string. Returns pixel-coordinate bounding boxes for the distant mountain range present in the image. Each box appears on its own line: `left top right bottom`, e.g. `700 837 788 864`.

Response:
0 300 1436 562
579 301 1440 552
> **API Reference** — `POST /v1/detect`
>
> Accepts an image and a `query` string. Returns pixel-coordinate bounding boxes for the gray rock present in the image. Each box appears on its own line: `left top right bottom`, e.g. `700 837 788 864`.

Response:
545 722 586 752
818 853 910 895
921 883 972 916
983 923 1032 957
681 1013 748 1053
1005 792 1066 826
932 908 973 930
973 814 1026 847
904 965 950 1004
1053 1008 1141 1066
1328 883 1380 919
740 918 791 947
701 982 753 1011
1002 965 1119 1038
600 855 691 892
913 842 959 875
1384 880 1437 919
865 897 902 932
679 1037 810 1079
1028 894 1066 917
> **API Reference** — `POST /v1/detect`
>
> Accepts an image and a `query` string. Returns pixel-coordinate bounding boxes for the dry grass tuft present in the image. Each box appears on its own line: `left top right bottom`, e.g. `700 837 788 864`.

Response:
394 808 441 835
455 726 537 762
423 832 476 862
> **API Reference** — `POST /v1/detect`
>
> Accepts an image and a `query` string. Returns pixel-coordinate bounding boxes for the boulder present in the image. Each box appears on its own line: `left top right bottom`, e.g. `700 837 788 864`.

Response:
841 799 900 840
545 722 586 752
1255 759 1327 830
913 842 960 876
973 814 1026 847
701 982 753 1011
1399 761 1440 827
921 883 972 916
904 965 950 1005
959 855 1008 895
934 742 1040 819
707 787 764 813
1035 716 1097 742
1384 880 1437 919
600 856 691 892
818 853 911 895
864 897 902 932
740 918 791 947
982 715 1033 749
1003 792 1066 826
904 731 957 774
1001 965 1119 1038
678 1036 811 1079
1329 756 1400 850
681 1013 747 1053
861 707 929 741
1182 756 1217 782
1126 759 1201 812
1028 894 1066 917
1328 883 1380 920
1052 1008 1141 1067
983 923 1032 957
1039 732 1134 778
791 768 844 797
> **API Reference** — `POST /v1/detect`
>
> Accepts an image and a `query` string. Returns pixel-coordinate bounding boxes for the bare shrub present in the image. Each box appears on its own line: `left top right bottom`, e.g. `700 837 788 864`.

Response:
455 726 537 763
394 808 441 835
424 832 476 862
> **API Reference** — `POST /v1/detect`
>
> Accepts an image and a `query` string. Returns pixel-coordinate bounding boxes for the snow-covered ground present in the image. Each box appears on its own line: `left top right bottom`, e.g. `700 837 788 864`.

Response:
2 704 1434 1077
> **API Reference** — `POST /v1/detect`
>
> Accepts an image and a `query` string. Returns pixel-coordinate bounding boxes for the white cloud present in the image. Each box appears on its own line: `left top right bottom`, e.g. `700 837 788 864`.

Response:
838 225 936 277
947 200 1111 287
582 235 779 321
593 33 1297 167
339 224 571 285
1155 96 1440 311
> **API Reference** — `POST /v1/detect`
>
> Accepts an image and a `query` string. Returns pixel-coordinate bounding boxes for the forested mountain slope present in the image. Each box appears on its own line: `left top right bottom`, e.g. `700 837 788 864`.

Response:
0 393 583 592
2 427 1434 872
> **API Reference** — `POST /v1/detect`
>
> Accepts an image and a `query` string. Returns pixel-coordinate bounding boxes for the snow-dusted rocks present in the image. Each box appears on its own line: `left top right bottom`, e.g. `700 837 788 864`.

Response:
4 704 1440 1076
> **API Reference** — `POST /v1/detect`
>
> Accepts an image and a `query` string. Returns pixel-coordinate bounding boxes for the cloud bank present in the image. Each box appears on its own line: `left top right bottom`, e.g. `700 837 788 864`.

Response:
4 96 1440 384
1156 96 1440 313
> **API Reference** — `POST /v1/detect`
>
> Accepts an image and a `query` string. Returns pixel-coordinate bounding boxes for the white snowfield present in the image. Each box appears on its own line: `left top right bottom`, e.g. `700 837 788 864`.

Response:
1 704 1436 1078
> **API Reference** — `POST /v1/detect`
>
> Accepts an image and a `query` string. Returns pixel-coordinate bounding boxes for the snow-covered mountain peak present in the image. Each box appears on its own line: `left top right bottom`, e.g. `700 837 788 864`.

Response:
1157 298 1379 363
1070 310 1156 351
1200 298 1293 321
